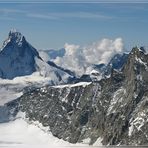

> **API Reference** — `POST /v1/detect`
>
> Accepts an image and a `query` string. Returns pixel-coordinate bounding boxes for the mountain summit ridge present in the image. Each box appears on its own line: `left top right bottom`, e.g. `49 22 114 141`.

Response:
0 30 73 83
0 30 40 79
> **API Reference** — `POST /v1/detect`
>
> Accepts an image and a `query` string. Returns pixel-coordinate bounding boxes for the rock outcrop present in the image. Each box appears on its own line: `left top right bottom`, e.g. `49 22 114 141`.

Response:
4 47 148 145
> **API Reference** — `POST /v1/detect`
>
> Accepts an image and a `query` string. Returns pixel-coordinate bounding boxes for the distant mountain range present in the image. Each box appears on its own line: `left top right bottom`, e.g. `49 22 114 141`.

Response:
43 48 65 59
0 30 148 146
0 30 130 84
4 46 148 145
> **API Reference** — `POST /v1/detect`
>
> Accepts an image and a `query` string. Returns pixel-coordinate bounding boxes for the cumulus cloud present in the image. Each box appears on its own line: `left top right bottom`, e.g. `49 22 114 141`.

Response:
53 38 124 76
54 43 87 75
84 38 123 64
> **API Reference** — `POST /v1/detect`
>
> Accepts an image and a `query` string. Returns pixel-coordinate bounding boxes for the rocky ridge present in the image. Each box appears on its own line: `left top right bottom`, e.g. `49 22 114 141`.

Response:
3 47 148 145
0 30 74 84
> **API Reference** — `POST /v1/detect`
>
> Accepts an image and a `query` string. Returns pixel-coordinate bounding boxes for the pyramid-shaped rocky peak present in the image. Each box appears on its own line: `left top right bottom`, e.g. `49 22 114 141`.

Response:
2 29 26 49
0 30 39 79
130 46 147 55
0 30 74 83
8 29 25 45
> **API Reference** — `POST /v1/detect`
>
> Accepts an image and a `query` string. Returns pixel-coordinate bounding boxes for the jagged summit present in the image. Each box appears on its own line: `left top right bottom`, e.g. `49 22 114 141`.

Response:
8 29 25 45
1 29 39 58
4 45 148 146
0 30 40 79
10 28 17 33
1 29 25 49
131 46 148 55
139 46 147 53
0 30 73 83
9 28 21 36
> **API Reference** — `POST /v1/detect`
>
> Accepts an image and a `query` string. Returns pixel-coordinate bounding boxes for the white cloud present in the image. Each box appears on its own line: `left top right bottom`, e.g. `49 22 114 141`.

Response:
0 8 113 21
27 13 58 20
0 8 26 14
54 43 87 75
27 12 112 20
53 38 124 76
84 38 123 64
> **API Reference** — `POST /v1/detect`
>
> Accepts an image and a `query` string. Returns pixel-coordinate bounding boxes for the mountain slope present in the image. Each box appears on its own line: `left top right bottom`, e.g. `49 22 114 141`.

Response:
3 47 148 145
0 30 40 79
0 30 74 84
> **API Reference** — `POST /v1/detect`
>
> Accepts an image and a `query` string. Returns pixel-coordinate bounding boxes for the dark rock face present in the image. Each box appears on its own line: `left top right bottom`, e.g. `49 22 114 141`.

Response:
47 60 75 77
4 47 148 145
104 53 129 76
0 31 74 83
0 30 40 79
108 53 129 70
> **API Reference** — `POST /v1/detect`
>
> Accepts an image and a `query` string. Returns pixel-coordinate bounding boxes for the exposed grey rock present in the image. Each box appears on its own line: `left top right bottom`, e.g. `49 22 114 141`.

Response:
3 47 148 146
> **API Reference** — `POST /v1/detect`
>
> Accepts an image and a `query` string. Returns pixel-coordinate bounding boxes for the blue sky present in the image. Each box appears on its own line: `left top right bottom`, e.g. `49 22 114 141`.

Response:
0 2 148 50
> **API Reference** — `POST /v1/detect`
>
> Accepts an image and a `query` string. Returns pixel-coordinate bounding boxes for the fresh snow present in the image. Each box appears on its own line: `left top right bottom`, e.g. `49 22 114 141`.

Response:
128 108 148 137
82 138 91 144
59 88 71 103
35 57 71 84
107 87 126 115
0 113 101 148
0 72 55 86
1 38 11 50
137 74 143 81
0 87 22 106
0 118 83 147
0 73 49 105
90 69 99 74
53 82 92 89
128 123 134 137
93 137 103 146
0 71 65 106
137 47 148 54
135 56 148 71
134 92 138 98
85 67 103 81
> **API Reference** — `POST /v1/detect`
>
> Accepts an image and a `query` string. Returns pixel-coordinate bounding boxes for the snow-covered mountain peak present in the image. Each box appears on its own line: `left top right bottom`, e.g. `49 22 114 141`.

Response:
9 29 23 39
0 30 74 83
8 30 25 46
10 28 17 33
0 30 39 79
131 46 147 55
1 30 26 49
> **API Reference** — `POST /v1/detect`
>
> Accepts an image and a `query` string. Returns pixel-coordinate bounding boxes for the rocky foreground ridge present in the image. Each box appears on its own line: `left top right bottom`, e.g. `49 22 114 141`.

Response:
4 47 148 145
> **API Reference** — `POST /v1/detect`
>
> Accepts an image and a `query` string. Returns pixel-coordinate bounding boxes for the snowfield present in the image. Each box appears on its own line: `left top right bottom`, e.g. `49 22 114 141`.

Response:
0 118 75 147
0 117 102 148
0 76 102 148
53 82 92 88
0 73 53 106
0 87 22 106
